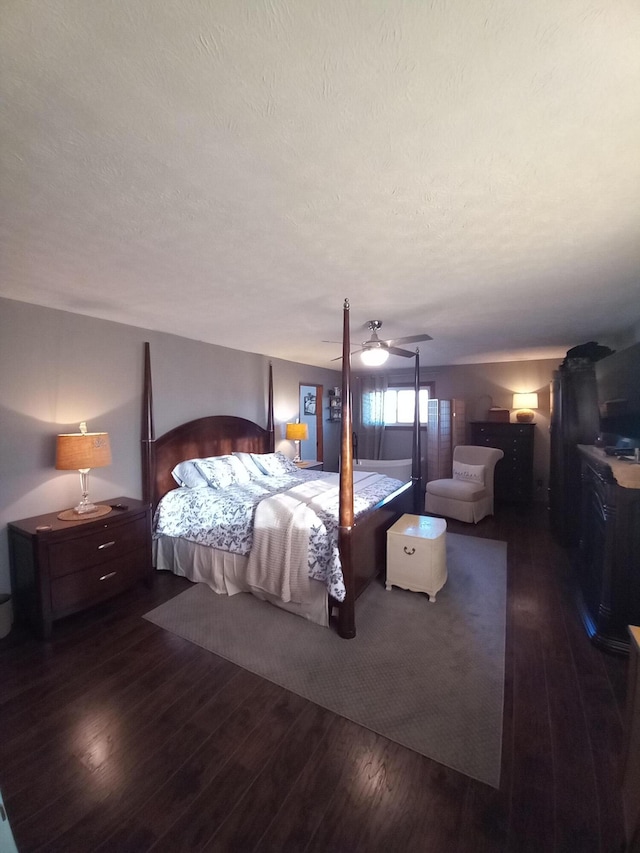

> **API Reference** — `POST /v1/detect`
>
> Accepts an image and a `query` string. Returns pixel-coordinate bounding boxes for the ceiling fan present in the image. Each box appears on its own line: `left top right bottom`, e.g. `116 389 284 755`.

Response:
326 320 433 365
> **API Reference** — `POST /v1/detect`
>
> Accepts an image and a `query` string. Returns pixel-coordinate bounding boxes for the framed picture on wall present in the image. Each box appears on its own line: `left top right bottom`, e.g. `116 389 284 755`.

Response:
304 394 316 415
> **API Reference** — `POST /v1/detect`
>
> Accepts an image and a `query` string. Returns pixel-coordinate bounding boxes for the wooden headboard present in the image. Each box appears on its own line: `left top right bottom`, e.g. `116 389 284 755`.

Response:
142 343 275 508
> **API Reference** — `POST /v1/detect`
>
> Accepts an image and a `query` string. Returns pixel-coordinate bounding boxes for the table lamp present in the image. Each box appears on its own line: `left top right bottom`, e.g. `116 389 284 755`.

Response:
285 422 309 462
512 393 538 423
55 422 112 514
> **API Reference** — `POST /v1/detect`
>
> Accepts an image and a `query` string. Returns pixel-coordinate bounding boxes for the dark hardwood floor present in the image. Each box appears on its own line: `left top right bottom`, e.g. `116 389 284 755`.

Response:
0 504 630 852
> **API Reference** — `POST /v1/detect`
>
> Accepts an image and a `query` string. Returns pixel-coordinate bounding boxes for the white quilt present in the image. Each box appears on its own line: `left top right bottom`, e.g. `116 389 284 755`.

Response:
154 469 401 601
245 473 385 603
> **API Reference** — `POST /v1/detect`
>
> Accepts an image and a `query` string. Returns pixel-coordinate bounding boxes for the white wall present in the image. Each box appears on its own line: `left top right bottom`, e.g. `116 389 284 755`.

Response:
0 298 341 593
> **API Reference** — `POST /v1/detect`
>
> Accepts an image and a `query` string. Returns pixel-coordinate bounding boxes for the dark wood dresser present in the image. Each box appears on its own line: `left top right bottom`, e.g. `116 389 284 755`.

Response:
622 626 640 847
469 421 535 503
575 447 640 654
8 497 152 639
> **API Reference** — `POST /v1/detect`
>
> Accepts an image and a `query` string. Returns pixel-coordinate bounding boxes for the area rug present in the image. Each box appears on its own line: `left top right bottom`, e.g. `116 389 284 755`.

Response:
144 532 507 787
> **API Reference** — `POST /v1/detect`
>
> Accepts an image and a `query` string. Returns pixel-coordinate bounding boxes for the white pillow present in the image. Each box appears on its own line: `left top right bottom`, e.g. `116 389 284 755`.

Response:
232 451 267 478
452 461 485 485
250 451 299 476
171 460 209 489
194 455 252 489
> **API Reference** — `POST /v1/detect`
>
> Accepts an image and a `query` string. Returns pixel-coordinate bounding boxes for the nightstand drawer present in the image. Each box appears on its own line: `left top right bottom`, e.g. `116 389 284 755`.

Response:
51 547 149 613
48 515 149 578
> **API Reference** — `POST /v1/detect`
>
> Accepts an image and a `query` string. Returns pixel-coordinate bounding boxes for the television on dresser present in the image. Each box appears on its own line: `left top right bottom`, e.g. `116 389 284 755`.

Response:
595 341 640 444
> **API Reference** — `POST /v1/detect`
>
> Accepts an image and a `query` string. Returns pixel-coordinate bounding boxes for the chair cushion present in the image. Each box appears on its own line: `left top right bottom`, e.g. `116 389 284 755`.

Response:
426 478 487 502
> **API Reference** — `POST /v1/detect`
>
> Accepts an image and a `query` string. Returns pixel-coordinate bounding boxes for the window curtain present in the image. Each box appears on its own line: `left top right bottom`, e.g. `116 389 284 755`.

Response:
355 373 388 460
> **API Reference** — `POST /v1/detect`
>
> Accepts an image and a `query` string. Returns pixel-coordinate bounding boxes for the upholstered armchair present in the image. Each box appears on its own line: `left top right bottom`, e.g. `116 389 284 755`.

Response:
425 445 504 524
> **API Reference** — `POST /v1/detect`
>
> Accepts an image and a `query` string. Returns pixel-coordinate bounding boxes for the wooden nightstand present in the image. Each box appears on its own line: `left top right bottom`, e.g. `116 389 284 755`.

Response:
295 460 324 471
8 497 152 639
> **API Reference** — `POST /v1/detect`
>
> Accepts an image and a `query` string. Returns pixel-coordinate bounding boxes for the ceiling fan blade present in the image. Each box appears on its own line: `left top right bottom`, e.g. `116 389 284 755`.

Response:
330 349 361 361
387 346 416 358
382 333 432 346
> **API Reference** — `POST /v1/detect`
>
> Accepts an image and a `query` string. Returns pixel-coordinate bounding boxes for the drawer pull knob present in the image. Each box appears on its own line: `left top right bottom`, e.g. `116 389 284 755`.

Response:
97 540 116 550
99 571 117 581
403 546 416 556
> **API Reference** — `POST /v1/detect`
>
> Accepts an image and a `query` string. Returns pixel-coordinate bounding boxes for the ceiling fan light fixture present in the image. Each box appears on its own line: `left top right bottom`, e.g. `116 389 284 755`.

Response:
360 346 389 366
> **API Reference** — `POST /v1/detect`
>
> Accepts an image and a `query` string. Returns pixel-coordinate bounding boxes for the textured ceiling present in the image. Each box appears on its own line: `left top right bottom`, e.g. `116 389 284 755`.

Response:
1 0 640 369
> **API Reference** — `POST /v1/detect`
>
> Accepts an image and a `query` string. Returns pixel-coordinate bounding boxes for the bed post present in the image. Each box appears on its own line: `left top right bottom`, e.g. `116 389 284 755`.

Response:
141 342 155 508
267 361 275 451
337 298 356 639
412 348 423 513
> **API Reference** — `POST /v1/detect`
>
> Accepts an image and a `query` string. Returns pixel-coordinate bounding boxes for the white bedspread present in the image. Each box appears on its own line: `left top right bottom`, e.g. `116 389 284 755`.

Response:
245 472 385 603
154 469 400 601
245 490 314 603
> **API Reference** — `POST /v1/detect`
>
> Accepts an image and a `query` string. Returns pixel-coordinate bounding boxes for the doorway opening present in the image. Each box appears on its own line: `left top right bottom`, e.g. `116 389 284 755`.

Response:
299 384 323 463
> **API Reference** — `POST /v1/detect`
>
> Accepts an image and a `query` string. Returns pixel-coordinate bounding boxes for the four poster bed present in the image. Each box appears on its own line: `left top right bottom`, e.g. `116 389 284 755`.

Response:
142 299 423 638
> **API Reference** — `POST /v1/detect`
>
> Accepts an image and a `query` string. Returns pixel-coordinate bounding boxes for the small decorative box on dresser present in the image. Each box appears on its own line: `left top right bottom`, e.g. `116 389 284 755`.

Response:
470 421 535 504
8 497 152 639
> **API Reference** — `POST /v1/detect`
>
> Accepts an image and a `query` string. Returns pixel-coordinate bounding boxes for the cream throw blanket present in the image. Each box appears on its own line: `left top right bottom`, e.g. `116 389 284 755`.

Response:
245 472 386 603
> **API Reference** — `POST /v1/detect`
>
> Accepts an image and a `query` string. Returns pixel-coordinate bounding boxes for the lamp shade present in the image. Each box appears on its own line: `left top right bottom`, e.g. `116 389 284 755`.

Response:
512 393 538 410
361 346 389 366
285 422 309 442
56 432 112 470
512 392 538 423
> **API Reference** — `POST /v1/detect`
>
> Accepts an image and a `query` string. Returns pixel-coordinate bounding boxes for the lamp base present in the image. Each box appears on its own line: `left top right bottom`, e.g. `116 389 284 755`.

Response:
58 504 112 521
74 500 98 515
516 410 535 423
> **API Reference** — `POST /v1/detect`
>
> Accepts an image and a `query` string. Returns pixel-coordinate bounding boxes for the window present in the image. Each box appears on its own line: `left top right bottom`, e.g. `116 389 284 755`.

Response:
383 383 434 425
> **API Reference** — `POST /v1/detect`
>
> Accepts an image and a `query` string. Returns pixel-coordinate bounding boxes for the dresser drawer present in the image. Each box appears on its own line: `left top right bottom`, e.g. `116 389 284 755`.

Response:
48 515 149 578
51 547 149 614
474 433 501 447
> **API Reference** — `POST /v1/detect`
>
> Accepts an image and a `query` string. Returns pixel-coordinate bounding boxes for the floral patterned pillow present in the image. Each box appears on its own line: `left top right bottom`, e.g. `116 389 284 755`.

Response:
250 451 299 476
232 451 267 478
194 455 252 489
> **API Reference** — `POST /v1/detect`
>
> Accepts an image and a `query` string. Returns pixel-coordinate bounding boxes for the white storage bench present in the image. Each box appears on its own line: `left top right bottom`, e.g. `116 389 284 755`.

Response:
386 513 447 602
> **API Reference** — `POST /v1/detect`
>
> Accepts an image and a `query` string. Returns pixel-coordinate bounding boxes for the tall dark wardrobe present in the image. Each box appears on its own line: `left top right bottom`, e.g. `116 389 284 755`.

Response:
550 343 640 653
548 356 601 547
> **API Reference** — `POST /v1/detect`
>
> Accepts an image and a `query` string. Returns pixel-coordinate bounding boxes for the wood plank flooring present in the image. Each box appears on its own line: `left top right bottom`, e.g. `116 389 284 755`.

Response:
0 504 630 852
